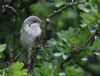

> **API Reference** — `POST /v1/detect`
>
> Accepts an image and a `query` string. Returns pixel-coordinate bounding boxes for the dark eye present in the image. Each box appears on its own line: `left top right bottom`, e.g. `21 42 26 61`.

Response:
32 20 38 23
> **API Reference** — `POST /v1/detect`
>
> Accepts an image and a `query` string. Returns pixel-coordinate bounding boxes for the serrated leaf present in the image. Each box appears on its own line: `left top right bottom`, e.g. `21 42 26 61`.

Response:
7 62 28 76
11 62 24 71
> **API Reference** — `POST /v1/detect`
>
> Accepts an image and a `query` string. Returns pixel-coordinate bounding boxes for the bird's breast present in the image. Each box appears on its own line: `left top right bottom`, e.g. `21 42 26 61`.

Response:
20 25 41 47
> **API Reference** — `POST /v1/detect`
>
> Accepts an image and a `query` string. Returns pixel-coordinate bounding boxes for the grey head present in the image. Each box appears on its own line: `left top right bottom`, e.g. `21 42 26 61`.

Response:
23 16 41 26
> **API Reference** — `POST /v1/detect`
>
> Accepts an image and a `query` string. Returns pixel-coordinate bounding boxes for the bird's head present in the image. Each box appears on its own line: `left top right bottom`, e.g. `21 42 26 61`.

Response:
23 16 42 27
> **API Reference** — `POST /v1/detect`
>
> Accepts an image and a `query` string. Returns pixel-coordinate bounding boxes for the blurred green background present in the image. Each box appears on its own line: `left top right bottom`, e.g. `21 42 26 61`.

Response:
0 0 100 76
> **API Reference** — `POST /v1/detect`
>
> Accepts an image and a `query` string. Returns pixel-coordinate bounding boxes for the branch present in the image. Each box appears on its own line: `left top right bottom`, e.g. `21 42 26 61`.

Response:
83 29 99 46
60 29 99 70
74 59 100 74
48 1 86 18
42 1 87 44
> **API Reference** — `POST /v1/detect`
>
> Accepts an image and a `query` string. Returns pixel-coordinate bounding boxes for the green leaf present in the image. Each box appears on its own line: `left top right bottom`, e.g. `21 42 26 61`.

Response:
32 68 41 76
93 37 100 48
81 13 97 25
0 44 6 53
89 0 100 5
65 67 83 76
78 4 90 13
80 4 99 26
39 63 52 76
54 0 65 7
11 61 24 71
78 27 90 43
6 62 29 76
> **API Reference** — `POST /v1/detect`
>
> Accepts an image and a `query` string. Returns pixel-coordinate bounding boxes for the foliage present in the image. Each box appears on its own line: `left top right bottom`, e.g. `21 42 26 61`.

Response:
32 63 60 76
0 44 6 53
46 27 90 55
6 62 29 76
65 67 83 76
0 44 6 59
0 0 100 76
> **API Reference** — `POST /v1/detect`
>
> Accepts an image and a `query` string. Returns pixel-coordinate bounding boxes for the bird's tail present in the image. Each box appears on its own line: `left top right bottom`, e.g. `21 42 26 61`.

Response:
24 49 31 73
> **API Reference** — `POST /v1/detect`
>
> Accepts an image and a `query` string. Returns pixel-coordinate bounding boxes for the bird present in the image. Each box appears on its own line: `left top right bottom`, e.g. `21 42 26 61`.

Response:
20 16 41 49
20 16 42 73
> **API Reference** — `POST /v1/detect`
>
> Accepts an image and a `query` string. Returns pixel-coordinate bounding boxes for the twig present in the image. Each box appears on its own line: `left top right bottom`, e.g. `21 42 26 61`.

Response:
5 4 17 13
83 29 99 46
42 1 87 44
48 1 86 18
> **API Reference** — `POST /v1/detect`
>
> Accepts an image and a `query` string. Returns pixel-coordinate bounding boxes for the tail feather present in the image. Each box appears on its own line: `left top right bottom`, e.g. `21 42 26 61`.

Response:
24 49 31 73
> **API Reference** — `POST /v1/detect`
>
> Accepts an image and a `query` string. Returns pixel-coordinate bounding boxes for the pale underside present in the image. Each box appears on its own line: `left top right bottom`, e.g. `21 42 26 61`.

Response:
20 23 41 49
